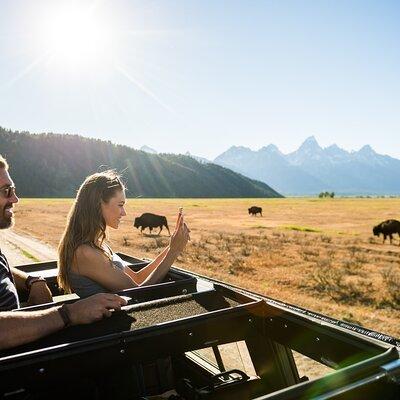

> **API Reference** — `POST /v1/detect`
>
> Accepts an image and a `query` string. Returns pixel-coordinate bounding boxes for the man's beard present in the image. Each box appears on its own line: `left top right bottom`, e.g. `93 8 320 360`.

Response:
0 204 14 229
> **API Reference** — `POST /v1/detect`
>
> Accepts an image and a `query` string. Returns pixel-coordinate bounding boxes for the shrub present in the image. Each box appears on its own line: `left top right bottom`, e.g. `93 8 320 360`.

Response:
320 235 332 243
318 191 335 198
311 264 374 305
381 267 400 308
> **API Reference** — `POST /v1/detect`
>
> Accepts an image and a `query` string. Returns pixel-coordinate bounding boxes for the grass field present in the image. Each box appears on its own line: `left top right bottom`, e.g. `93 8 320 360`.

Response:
14 197 400 338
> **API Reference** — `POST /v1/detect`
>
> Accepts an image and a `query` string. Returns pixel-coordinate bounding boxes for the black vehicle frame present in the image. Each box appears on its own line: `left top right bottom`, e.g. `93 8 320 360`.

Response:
1 254 399 400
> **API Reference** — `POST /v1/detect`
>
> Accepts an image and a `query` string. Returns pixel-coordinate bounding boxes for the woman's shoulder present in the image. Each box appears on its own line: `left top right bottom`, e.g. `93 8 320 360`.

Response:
75 244 107 264
72 244 112 276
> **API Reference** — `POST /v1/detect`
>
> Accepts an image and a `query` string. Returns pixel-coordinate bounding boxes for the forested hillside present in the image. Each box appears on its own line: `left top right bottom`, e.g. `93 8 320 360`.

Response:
0 128 282 198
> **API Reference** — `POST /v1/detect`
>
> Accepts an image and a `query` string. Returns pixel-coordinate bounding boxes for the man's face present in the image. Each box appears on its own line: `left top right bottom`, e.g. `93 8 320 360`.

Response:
0 168 19 229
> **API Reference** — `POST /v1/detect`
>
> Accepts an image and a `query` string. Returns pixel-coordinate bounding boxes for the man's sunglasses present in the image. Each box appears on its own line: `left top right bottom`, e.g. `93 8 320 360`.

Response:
0 186 16 199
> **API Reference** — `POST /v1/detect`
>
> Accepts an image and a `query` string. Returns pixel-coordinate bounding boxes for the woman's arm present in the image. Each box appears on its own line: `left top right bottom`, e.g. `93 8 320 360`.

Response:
139 246 181 285
75 213 189 291
125 212 190 286
74 245 139 291
123 245 170 285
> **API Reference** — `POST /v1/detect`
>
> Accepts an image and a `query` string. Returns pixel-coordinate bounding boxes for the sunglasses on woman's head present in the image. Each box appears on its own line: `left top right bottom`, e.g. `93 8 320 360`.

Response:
0 185 16 199
105 178 123 190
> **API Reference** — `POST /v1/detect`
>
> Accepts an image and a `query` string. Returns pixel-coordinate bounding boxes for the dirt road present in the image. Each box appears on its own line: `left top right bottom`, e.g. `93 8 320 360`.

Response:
0 229 57 266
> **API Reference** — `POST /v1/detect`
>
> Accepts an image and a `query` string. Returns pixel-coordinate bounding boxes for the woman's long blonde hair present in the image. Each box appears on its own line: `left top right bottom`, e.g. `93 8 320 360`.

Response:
57 170 125 293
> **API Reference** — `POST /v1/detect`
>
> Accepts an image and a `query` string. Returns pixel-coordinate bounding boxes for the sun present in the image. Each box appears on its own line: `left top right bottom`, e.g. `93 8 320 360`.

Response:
25 1 170 110
37 2 114 71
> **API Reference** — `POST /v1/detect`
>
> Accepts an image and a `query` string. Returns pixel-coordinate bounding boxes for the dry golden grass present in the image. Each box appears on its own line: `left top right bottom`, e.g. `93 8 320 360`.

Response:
14 197 400 338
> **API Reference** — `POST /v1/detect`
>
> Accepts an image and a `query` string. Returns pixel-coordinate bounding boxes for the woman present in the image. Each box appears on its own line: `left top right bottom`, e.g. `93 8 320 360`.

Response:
57 170 190 297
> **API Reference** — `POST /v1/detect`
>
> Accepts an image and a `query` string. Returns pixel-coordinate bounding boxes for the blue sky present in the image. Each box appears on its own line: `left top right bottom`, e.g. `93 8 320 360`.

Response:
0 0 399 159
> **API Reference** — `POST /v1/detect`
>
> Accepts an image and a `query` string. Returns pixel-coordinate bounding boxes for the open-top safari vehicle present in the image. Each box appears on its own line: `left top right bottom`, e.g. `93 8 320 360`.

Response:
1 253 399 399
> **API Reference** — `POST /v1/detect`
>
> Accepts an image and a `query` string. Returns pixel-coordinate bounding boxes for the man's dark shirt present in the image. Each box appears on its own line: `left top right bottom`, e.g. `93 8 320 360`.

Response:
0 249 19 310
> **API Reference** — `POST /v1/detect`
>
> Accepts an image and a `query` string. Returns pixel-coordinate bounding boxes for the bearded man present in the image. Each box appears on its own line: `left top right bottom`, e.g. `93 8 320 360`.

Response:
0 155 53 309
0 154 126 349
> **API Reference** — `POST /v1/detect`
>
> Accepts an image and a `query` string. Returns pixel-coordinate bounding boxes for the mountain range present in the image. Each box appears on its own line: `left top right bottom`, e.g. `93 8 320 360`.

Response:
140 146 209 165
213 137 400 195
0 127 281 198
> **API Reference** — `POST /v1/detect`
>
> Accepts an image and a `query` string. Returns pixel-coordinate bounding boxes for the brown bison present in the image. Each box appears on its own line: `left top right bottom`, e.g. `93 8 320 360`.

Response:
134 213 171 236
372 219 400 245
248 206 262 216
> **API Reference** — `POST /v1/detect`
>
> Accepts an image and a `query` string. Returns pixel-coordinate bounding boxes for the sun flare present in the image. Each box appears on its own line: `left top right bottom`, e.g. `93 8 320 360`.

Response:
37 2 114 70
23 1 170 111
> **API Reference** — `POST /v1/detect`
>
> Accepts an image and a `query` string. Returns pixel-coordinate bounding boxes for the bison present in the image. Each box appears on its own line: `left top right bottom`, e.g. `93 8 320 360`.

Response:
134 213 171 236
372 219 400 245
248 206 262 217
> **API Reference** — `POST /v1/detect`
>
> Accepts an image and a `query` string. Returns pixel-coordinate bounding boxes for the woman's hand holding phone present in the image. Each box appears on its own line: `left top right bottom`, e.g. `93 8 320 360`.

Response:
170 208 190 254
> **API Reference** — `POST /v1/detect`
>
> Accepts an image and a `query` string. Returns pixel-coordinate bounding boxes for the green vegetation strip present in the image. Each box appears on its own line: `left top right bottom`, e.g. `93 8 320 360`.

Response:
282 225 322 233
21 249 40 263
